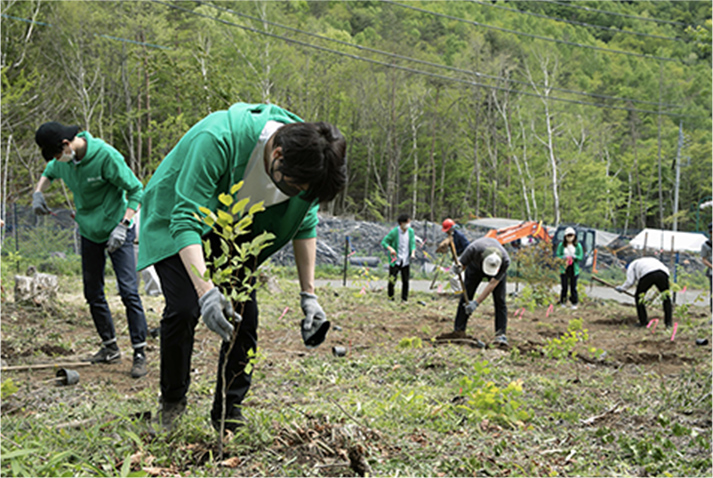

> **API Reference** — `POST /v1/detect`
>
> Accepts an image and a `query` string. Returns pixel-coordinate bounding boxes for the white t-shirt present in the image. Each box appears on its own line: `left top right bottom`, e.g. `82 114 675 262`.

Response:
397 227 410 266
236 120 290 208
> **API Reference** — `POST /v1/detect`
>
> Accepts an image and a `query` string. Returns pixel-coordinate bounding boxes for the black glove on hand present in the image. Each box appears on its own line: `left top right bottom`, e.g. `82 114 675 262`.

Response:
198 287 240 342
106 223 128 253
32 191 51 215
300 292 330 348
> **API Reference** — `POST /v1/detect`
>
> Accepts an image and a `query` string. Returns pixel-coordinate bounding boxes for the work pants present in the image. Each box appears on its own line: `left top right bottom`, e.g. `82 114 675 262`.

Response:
559 266 579 305
81 225 147 350
455 266 507 336
154 251 257 423
388 263 410 302
636 270 672 327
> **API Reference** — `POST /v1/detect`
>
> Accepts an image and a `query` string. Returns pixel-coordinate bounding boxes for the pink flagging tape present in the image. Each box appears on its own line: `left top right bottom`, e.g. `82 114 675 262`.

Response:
360 286 366 295
647 318 656 329
546 303 554 318
277 306 289 321
681 286 687 294
437 284 443 293
520 307 526 318
671 322 678 341
652 319 659 333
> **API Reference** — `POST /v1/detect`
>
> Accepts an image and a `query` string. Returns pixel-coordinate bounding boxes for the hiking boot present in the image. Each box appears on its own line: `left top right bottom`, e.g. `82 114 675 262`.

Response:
571 305 578 310
86 346 121 364
212 410 246 434
435 330 467 340
131 353 147 378
493 335 509 349
158 397 187 432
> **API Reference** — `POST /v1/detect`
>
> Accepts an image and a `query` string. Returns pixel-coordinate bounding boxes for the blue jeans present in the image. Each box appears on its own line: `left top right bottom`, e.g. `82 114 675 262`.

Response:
81 225 147 350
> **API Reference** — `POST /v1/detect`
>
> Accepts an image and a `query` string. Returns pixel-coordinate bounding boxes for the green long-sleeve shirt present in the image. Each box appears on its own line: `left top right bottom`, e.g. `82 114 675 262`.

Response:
556 242 584 275
42 131 143 243
137 103 319 271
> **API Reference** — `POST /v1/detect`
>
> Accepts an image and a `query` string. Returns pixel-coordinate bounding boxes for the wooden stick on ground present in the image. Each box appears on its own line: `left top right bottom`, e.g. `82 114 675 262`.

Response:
1 361 93 372
591 275 635 298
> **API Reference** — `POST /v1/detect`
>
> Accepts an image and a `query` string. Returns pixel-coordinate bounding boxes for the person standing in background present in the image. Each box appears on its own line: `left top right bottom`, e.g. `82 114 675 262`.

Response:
556 227 584 310
381 214 416 303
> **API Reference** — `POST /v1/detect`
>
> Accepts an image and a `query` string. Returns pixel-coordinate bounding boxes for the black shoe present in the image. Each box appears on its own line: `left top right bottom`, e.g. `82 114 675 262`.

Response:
158 397 187 432
212 410 245 434
86 346 121 364
131 353 147 378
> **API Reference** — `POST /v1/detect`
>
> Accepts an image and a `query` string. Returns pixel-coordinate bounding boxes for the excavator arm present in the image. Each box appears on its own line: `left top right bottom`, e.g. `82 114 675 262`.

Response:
484 221 550 245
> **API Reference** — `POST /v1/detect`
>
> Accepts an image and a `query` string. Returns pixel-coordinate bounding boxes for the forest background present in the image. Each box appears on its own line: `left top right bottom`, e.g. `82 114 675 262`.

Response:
1 0 711 233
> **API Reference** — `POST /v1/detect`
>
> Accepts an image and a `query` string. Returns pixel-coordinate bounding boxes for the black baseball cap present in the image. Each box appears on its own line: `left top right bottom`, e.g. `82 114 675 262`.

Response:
35 122 80 161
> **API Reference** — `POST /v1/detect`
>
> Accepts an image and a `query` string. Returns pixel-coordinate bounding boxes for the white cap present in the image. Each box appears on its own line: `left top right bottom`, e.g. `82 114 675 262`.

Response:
482 248 502 276
564 227 576 237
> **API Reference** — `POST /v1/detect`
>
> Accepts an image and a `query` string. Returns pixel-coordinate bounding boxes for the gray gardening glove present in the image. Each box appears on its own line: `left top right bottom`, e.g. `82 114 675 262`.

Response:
615 286 625 293
464 299 479 316
198 287 239 342
452 263 463 275
300 292 330 348
106 223 128 253
32 191 51 215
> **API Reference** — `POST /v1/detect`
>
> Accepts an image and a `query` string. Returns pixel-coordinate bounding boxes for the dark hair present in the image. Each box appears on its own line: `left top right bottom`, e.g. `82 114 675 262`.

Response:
564 234 578 246
397 213 410 224
273 122 347 203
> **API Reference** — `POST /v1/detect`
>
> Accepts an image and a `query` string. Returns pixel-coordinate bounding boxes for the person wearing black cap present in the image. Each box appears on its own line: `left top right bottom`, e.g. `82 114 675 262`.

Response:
33 121 149 378
440 237 511 348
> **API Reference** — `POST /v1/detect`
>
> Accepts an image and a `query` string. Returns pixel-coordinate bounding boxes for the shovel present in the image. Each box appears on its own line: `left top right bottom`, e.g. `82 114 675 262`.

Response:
592 275 635 298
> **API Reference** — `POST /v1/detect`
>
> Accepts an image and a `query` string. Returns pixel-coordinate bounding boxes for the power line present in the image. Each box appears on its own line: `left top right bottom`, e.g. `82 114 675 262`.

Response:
541 0 693 28
384 0 680 63
1 13 172 50
200 0 682 110
153 0 703 119
470 0 691 43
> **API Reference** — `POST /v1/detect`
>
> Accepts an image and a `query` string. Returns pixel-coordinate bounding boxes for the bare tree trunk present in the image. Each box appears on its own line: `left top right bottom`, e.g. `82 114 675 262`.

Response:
428 87 440 222
526 53 561 225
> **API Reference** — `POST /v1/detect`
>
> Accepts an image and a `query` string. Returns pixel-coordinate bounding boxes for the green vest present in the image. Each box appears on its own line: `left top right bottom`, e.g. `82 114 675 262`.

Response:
137 103 318 270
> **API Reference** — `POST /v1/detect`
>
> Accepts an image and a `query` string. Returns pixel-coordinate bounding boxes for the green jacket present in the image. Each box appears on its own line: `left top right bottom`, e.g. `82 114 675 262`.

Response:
137 103 319 271
381 226 415 263
42 131 143 243
556 242 584 275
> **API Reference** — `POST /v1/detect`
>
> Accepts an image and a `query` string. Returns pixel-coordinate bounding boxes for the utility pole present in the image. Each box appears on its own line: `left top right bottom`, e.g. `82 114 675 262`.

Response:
673 121 683 232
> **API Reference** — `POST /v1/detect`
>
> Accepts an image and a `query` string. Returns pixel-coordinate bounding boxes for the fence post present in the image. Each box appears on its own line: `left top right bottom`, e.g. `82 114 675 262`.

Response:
343 235 349 287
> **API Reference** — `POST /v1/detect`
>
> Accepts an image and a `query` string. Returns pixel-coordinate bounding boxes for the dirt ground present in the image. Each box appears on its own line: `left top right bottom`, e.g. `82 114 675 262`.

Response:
2 282 711 401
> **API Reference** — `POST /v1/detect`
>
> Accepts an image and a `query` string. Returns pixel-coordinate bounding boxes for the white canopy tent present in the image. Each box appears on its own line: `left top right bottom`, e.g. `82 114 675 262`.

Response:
629 228 708 252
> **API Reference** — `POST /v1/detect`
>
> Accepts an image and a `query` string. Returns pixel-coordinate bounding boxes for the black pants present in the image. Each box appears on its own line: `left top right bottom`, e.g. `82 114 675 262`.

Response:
388 263 410 301
636 270 672 327
454 266 507 335
559 266 578 305
154 254 257 423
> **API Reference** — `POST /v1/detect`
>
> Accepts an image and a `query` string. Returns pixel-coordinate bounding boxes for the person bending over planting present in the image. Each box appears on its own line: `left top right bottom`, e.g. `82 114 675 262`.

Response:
137 103 347 433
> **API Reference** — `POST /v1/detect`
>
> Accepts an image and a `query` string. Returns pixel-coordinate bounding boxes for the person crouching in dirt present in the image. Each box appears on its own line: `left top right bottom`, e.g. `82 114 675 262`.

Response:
615 257 672 328
381 214 416 303
443 237 510 348
437 218 470 292
556 227 583 310
137 103 347 433
32 122 149 379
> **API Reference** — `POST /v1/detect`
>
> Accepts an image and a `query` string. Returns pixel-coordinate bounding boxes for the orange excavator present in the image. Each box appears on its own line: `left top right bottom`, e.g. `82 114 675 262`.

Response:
484 221 550 245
